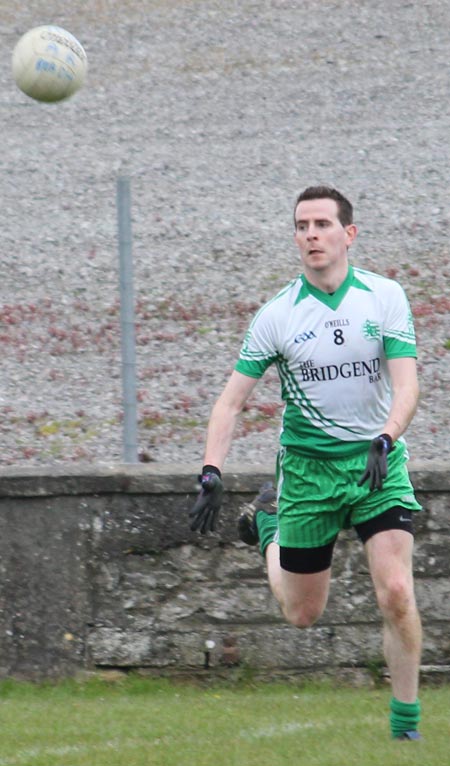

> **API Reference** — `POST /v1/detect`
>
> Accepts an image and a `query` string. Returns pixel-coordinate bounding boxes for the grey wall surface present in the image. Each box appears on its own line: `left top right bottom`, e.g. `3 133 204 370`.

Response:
0 463 448 681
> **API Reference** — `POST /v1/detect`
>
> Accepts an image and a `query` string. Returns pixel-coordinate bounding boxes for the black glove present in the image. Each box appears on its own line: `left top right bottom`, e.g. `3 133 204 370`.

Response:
357 434 393 491
189 465 223 534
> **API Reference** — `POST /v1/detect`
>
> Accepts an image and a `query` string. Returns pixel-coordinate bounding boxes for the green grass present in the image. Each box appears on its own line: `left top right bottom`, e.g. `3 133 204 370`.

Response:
0 675 448 766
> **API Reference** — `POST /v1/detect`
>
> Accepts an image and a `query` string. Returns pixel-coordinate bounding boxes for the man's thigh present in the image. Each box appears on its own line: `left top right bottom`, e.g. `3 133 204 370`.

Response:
364 528 415 597
278 565 332 627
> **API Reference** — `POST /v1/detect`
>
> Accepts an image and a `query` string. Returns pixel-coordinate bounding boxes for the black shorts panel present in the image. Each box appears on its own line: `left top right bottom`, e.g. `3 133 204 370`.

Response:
280 539 336 574
354 506 414 545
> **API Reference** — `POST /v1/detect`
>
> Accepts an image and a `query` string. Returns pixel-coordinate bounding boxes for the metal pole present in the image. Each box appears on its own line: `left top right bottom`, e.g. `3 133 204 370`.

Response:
117 175 138 463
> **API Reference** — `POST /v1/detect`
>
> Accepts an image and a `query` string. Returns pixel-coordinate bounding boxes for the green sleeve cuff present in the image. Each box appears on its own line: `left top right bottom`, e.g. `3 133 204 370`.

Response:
384 337 417 359
235 358 271 378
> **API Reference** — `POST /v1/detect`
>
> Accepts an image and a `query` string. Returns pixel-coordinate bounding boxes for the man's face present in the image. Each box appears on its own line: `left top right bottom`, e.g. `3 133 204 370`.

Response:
293 198 357 274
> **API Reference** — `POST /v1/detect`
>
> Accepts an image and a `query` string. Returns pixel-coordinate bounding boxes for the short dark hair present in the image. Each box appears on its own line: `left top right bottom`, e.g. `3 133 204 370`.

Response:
294 186 353 227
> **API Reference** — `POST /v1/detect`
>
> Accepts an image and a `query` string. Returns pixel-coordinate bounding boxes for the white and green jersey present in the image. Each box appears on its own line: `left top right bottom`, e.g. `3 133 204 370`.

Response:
235 266 417 457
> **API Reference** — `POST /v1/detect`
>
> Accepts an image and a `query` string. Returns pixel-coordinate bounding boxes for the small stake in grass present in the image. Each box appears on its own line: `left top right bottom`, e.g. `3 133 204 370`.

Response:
204 639 216 669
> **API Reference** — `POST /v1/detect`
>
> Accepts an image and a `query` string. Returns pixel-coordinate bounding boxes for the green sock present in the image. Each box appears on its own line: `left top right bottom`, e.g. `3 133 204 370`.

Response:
390 697 421 738
255 512 278 557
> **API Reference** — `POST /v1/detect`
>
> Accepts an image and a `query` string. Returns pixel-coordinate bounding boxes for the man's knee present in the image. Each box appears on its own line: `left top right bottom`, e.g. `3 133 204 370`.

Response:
376 574 415 619
282 602 325 629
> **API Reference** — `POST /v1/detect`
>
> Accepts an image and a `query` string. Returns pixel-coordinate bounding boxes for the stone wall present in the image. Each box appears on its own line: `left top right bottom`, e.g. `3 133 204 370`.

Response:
0 463 448 681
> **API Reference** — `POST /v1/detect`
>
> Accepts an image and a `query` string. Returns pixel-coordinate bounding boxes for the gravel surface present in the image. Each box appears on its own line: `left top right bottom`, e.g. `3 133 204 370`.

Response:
1 0 449 469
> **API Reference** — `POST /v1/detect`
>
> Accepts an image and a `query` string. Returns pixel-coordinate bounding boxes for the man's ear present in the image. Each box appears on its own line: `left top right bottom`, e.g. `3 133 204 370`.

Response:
345 224 358 246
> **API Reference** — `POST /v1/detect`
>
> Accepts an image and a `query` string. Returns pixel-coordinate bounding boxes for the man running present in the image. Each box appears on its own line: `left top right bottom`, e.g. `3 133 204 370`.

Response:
190 186 422 740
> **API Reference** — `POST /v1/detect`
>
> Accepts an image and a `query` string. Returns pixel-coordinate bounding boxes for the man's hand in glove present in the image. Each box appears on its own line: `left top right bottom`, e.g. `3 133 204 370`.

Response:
357 434 393 491
189 465 223 534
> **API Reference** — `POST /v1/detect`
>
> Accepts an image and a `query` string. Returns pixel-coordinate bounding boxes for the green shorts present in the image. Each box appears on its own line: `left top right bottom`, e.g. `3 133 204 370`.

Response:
275 443 422 549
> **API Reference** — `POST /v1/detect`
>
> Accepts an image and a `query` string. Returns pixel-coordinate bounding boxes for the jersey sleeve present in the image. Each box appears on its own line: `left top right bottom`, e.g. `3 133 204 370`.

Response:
234 304 281 379
382 281 417 359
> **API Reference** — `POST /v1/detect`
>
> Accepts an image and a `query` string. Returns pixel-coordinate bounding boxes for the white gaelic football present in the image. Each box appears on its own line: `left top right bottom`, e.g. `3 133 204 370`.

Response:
12 25 87 103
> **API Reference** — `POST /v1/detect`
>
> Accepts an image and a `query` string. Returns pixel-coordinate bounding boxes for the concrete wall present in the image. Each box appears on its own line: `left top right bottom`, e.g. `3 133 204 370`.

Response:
0 463 449 681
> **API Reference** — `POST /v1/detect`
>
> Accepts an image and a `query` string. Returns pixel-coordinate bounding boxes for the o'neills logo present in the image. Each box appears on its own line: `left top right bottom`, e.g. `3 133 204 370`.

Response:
299 357 381 383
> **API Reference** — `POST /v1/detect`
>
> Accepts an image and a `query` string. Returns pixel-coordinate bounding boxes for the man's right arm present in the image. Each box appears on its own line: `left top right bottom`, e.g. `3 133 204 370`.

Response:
203 370 259 471
189 370 260 533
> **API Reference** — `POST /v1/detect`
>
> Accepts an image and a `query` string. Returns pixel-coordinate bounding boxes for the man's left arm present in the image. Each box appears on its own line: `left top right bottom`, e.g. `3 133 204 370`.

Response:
358 356 419 491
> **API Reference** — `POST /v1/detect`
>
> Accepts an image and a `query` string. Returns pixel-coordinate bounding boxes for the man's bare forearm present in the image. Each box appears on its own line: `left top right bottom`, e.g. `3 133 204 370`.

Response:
203 398 241 471
383 358 419 442
202 370 258 471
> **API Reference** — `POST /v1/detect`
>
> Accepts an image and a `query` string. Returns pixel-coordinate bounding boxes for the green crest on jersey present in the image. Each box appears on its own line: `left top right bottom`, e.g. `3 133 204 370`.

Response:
362 319 381 341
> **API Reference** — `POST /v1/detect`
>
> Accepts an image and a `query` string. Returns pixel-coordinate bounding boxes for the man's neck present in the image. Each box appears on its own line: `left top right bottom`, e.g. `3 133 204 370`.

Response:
303 262 350 294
